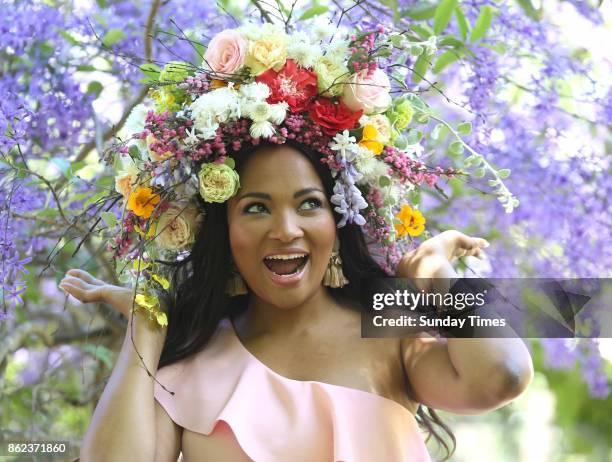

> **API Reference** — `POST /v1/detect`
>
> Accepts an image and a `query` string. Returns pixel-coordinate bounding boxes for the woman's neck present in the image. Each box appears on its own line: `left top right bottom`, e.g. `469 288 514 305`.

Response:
235 287 343 340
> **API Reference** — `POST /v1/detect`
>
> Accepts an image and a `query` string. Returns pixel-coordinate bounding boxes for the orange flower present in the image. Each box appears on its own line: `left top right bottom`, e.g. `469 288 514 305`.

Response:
358 124 384 155
394 204 426 238
127 187 161 219
210 79 241 90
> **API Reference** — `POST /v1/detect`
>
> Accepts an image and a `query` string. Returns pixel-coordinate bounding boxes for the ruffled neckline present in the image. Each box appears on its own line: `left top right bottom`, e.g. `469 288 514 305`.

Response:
226 318 416 418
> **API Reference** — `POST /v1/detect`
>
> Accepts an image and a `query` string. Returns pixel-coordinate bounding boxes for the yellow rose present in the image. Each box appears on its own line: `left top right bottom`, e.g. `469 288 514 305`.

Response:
245 36 287 76
198 162 240 203
313 57 348 97
156 202 203 251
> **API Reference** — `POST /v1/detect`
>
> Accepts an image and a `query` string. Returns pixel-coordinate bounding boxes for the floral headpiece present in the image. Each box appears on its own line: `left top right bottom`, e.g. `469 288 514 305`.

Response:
106 18 465 326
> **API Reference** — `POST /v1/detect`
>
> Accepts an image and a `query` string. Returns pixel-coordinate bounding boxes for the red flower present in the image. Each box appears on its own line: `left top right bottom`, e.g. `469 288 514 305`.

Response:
256 59 318 113
308 97 363 136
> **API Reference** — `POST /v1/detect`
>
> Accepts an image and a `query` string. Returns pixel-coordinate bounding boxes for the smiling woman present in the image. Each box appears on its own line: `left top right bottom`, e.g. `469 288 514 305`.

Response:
60 17 535 462
152 141 439 461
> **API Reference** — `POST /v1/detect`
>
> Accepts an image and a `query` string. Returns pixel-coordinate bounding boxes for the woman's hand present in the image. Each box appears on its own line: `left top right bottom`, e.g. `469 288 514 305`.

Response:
396 230 490 280
414 230 489 262
59 269 136 318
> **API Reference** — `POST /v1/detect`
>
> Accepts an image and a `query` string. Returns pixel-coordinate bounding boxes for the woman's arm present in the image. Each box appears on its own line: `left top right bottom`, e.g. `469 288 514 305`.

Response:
396 231 534 414
59 269 181 462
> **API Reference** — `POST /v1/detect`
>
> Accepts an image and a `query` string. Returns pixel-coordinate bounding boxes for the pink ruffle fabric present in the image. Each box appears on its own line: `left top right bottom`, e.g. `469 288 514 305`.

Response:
154 318 431 462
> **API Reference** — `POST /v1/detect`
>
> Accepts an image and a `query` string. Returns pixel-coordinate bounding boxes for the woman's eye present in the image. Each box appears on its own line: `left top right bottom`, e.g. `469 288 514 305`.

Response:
300 198 322 211
244 203 268 214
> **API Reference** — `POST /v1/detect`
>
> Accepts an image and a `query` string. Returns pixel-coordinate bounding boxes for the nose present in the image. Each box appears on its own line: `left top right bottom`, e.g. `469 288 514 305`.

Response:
268 209 304 242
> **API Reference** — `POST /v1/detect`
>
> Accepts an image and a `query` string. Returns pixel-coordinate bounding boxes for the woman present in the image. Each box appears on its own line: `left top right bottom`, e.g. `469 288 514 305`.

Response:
59 141 533 462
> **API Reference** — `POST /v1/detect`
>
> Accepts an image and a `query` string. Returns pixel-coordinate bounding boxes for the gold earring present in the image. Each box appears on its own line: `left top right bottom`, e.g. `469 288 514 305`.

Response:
323 239 349 288
226 262 248 297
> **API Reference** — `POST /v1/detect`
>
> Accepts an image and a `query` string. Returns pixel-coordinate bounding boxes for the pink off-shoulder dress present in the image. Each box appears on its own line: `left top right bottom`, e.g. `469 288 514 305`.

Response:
153 318 432 462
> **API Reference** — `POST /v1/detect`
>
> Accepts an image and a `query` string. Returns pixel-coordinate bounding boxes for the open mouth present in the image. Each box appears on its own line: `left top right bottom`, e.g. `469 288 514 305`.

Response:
263 253 309 276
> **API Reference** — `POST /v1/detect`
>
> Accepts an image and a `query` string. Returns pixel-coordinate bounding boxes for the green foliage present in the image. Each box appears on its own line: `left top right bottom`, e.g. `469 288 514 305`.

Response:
101 28 126 47
299 5 328 20
471 5 495 42
433 0 458 35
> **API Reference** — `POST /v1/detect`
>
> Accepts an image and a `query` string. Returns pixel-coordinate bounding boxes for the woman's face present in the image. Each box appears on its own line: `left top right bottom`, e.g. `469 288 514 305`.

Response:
226 145 336 309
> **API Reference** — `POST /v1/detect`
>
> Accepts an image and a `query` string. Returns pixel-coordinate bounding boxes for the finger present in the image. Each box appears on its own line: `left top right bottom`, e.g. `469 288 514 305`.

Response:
65 269 104 286
59 278 105 302
60 275 96 291
473 237 490 248
58 282 94 303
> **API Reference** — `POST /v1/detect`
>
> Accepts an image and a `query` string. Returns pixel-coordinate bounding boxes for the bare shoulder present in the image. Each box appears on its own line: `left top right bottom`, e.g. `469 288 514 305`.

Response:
331 305 421 414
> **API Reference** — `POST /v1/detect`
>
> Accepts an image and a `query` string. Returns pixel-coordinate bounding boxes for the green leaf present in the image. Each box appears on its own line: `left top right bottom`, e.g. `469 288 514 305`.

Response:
101 211 118 228
498 168 511 179
224 157 236 169
299 5 329 20
411 53 430 83
379 176 392 187
471 6 494 43
96 0 108 7
457 122 472 135
59 30 80 46
86 81 104 97
430 123 444 141
437 36 464 48
405 5 437 20
102 29 126 47
433 50 459 74
76 64 97 72
406 129 423 144
433 0 458 35
449 140 465 155
473 167 486 178
82 344 113 369
129 145 140 158
139 63 161 84
516 0 542 20
409 24 433 40
454 6 470 41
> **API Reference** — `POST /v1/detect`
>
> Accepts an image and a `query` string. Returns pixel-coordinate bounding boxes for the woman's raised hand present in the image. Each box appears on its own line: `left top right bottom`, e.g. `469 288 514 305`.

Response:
416 230 489 262
59 269 136 318
396 230 489 280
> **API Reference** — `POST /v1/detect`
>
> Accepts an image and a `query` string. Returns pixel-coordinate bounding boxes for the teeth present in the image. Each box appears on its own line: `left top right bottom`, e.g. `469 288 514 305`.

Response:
265 253 307 261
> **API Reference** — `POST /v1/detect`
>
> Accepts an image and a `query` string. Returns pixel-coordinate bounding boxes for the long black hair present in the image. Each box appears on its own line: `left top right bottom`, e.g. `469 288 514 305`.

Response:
157 141 455 459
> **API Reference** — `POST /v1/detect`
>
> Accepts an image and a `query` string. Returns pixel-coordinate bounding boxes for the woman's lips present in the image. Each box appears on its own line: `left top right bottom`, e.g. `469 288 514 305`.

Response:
263 258 308 287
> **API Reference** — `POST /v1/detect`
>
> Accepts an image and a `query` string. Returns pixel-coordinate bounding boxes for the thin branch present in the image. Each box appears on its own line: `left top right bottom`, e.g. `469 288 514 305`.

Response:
250 0 274 23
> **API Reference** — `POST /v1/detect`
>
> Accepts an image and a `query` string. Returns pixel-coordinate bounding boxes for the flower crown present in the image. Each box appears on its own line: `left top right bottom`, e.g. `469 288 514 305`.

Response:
106 18 461 326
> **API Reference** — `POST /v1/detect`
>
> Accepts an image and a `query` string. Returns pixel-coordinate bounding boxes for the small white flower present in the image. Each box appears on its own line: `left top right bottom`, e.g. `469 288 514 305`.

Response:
245 101 272 123
310 16 335 41
239 82 270 101
250 121 276 139
183 127 206 146
268 102 288 124
323 39 349 62
330 130 356 151
287 41 322 68
405 143 425 158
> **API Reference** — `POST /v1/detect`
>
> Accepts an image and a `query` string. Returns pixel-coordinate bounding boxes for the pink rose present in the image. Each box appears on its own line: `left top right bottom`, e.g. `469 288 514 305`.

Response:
204 29 247 76
341 69 392 115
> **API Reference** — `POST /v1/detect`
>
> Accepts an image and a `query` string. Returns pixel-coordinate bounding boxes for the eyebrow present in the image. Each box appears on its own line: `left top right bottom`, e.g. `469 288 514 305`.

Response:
238 187 324 201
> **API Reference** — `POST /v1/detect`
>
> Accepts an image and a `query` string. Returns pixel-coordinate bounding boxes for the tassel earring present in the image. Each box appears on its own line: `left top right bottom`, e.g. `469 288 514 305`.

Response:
323 238 349 288
226 261 248 296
